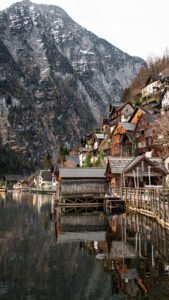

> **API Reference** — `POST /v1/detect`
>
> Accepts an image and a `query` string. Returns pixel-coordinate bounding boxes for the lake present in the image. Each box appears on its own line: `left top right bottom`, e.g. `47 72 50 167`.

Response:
0 191 169 299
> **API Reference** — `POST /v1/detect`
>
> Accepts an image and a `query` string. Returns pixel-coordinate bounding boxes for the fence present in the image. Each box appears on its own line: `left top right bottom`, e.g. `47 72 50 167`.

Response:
121 187 169 229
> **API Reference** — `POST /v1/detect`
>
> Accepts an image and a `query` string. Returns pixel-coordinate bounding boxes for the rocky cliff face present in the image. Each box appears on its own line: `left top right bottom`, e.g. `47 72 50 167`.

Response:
0 0 144 173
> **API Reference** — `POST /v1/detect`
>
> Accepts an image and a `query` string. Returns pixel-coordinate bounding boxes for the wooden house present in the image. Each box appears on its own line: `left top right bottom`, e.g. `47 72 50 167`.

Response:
59 168 106 196
105 157 133 189
123 155 168 187
109 102 135 124
105 156 168 188
134 113 156 156
111 123 136 156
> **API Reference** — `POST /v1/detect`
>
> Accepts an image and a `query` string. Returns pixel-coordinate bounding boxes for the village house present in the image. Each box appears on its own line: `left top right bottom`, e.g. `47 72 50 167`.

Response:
38 170 56 188
111 123 136 157
79 147 89 167
134 113 156 156
93 133 106 152
105 155 168 189
163 153 169 184
142 75 162 99
109 102 135 124
122 155 168 188
161 89 169 111
105 157 133 190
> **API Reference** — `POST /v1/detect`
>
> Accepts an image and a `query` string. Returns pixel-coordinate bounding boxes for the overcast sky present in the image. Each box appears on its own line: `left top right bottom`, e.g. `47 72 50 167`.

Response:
0 0 169 60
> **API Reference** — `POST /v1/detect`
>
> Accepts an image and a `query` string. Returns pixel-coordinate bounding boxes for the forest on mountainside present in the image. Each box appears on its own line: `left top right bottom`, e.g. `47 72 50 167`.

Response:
121 49 169 103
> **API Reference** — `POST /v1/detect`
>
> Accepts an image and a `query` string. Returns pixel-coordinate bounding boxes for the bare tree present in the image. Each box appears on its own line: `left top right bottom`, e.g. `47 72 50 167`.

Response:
152 112 169 155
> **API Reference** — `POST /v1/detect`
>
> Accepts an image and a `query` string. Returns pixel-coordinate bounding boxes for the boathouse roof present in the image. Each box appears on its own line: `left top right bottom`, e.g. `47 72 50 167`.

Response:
107 156 168 175
107 157 134 174
59 168 106 178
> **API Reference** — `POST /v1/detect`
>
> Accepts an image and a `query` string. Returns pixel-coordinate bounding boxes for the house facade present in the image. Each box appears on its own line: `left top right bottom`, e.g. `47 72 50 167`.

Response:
161 90 169 108
111 123 136 157
134 113 156 156
142 76 162 98
38 170 56 188
110 102 135 124
105 156 168 189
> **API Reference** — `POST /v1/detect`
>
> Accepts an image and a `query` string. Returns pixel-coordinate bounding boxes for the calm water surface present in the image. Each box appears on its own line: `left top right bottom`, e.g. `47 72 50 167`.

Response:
0 192 169 300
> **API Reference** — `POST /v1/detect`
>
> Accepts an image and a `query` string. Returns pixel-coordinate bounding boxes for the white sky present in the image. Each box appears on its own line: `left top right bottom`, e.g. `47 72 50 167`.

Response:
0 0 169 60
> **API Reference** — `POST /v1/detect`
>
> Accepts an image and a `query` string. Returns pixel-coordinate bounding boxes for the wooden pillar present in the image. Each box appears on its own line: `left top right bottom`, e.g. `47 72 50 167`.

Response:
167 196 169 223
139 233 141 257
163 192 165 222
135 232 138 252
151 244 155 267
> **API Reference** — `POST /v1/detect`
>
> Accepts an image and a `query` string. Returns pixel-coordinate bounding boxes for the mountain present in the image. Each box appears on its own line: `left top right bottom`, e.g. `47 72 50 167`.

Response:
0 0 144 173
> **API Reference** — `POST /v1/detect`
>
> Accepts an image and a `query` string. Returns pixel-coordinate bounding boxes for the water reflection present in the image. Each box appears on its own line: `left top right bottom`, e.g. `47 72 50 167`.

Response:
0 192 169 299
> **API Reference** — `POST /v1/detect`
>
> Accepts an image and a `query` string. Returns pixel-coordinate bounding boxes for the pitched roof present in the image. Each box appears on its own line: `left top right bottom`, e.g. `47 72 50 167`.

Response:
123 155 145 173
119 122 136 131
59 168 106 178
150 157 168 174
123 155 168 174
116 101 134 113
107 157 134 174
107 156 168 175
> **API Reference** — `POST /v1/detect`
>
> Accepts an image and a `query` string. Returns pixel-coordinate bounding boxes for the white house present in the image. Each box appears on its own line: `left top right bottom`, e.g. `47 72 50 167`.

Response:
161 90 169 108
38 170 56 188
142 76 162 98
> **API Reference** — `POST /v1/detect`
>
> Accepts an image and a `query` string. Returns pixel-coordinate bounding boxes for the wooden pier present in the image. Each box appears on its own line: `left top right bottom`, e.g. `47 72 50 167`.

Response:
56 191 125 214
121 187 169 230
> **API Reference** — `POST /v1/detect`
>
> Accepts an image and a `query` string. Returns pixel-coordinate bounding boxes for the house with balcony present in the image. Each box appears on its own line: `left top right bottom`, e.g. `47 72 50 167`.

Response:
109 102 135 124
134 113 156 156
111 123 136 157
141 75 162 99
105 155 168 188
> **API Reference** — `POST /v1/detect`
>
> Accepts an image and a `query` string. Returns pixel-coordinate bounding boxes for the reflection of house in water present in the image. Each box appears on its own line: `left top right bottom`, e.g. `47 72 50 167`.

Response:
12 192 53 214
104 213 169 299
32 194 54 213
55 212 107 243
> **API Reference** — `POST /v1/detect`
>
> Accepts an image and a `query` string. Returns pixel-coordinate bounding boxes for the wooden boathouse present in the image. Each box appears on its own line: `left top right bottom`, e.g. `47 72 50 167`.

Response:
59 167 106 196
58 168 107 211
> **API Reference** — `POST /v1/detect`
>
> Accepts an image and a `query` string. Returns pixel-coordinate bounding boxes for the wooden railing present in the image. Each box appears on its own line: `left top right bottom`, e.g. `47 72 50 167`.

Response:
121 187 169 228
